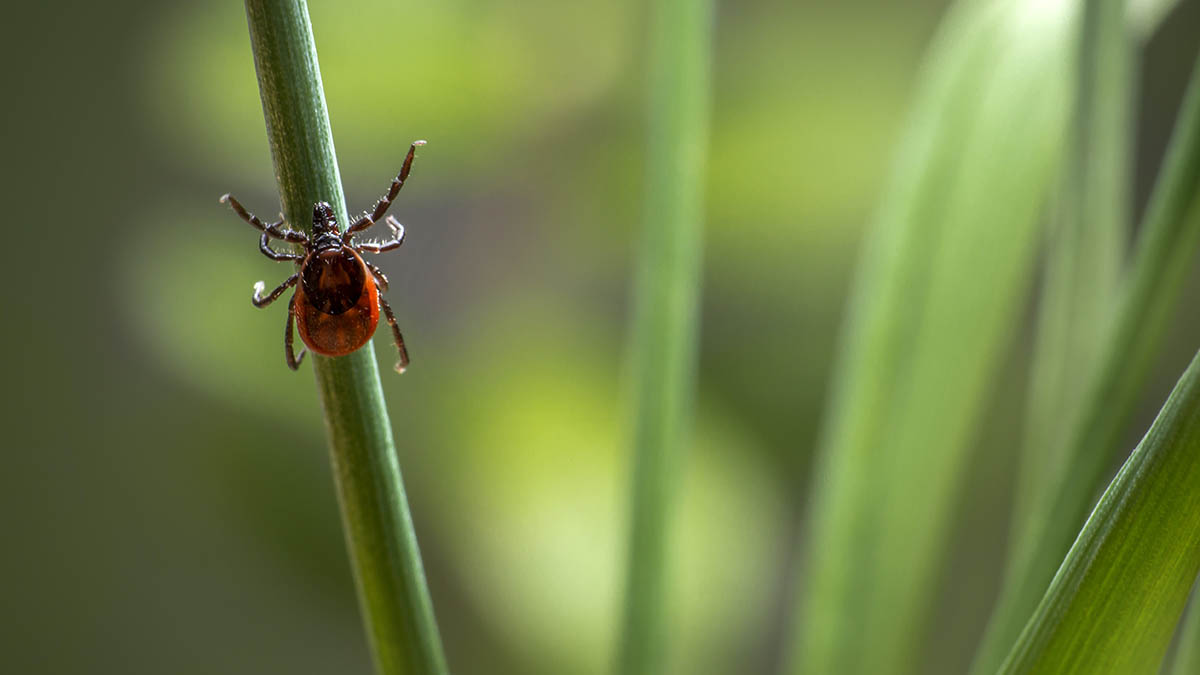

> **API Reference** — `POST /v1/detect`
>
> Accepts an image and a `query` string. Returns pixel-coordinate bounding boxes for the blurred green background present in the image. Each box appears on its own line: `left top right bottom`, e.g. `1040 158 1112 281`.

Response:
2 0 1199 673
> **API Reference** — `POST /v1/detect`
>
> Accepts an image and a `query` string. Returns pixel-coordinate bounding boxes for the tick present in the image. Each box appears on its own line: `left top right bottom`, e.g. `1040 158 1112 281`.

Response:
220 140 426 373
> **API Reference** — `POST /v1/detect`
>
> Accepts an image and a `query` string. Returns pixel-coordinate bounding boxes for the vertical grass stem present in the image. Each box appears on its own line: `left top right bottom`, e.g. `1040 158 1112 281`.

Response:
241 2 448 673
617 0 714 672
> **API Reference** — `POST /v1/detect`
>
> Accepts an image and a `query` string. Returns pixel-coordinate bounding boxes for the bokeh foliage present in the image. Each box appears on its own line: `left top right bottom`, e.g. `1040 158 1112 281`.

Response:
3 0 1200 673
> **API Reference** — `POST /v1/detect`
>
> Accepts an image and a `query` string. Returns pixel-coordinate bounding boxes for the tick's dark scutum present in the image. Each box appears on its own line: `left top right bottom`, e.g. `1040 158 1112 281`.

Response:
301 249 367 314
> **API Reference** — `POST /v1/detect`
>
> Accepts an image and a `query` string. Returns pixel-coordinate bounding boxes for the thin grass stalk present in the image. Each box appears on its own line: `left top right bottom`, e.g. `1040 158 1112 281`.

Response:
241 1 448 673
616 0 714 672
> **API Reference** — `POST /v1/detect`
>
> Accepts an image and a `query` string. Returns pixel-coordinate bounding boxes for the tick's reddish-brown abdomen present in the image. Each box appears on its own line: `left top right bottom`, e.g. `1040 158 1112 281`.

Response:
294 249 380 356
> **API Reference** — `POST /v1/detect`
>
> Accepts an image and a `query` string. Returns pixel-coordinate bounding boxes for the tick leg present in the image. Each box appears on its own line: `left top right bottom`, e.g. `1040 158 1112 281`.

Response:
365 261 390 291
378 295 410 374
252 272 299 308
259 233 303 262
343 140 426 241
286 294 307 370
220 194 309 244
358 216 406 253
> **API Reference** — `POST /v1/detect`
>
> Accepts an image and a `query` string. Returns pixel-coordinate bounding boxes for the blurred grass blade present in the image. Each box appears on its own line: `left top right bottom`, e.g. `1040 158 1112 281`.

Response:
972 0 1132 669
1128 0 1186 39
975 51 1200 674
1012 0 1129 543
241 1 448 673
787 1 1075 673
997 348 1200 674
1171 590 1200 675
617 0 714 672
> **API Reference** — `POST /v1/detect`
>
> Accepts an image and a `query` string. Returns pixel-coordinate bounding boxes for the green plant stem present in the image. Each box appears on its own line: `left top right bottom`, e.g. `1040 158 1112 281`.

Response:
975 51 1200 675
617 0 713 672
997 347 1200 674
241 2 448 673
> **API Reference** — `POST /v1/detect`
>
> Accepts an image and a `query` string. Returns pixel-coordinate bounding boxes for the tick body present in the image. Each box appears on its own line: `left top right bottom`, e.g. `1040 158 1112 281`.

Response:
296 244 380 357
221 140 426 373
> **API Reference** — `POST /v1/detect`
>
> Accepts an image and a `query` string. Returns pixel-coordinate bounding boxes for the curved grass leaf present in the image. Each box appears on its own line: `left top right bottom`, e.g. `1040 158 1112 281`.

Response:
998 347 1200 674
976 50 1200 674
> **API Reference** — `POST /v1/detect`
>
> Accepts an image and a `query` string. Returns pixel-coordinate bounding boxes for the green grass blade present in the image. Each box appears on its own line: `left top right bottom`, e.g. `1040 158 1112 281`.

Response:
241 1 448 673
1170 590 1200 675
971 0 1133 669
1128 0 1187 39
1013 0 1129 542
997 347 1200 674
975 51 1200 675
787 1 1075 673
616 0 714 672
